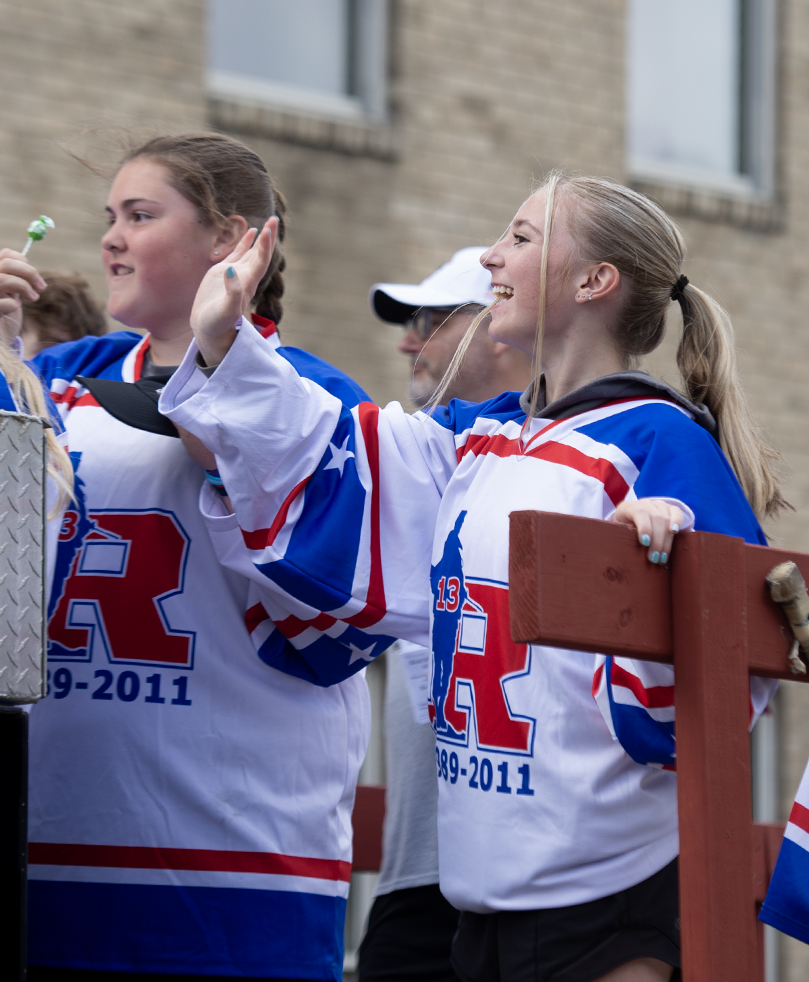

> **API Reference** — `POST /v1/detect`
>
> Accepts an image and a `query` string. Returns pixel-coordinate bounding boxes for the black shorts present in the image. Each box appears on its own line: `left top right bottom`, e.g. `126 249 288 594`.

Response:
451 859 681 982
359 883 461 982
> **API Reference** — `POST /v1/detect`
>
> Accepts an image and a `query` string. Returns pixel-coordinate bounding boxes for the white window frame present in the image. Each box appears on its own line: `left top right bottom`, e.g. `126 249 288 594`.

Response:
208 0 388 124
628 0 777 199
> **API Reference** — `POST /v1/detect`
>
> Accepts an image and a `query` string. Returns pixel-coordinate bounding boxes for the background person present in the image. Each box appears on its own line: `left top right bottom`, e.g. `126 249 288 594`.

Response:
359 247 532 982
20 133 389 982
20 272 107 359
372 247 534 410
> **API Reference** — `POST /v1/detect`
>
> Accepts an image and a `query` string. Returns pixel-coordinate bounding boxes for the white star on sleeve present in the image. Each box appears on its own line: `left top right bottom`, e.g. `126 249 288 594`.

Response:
323 435 355 478
348 642 377 665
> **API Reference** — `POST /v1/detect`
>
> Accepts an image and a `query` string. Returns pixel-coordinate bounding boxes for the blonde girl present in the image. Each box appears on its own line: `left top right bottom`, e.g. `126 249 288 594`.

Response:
161 173 783 982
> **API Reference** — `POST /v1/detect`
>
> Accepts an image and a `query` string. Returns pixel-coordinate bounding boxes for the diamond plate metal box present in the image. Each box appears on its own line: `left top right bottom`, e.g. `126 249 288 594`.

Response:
0 411 47 703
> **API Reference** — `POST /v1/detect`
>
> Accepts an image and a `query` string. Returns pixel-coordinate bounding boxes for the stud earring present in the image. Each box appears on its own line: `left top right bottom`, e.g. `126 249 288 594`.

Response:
575 292 593 301
214 250 220 256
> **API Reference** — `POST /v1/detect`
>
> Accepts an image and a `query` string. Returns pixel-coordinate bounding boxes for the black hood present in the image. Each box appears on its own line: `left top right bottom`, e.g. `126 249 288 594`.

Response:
519 370 717 434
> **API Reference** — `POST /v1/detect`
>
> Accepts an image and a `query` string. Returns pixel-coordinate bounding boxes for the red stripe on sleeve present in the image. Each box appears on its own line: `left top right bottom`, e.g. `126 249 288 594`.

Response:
275 611 338 640
245 602 270 635
345 403 386 628
241 475 311 551
609 661 675 709
789 800 809 835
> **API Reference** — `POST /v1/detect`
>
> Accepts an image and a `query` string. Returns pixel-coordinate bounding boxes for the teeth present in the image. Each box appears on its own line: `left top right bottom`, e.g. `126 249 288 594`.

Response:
492 285 514 296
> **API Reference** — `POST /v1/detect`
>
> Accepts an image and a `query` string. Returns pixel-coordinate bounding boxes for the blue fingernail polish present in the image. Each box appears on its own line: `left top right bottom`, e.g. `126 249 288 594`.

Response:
661 552 668 564
641 534 650 547
671 524 679 533
651 551 660 564
226 266 236 279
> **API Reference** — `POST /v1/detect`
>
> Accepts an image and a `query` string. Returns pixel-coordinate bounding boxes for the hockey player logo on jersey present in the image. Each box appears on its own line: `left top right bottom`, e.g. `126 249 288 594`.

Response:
430 511 470 737
429 511 534 754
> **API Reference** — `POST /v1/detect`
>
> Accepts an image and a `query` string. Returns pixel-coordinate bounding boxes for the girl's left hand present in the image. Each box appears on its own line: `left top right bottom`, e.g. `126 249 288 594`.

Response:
190 218 278 368
612 499 684 565
0 248 46 347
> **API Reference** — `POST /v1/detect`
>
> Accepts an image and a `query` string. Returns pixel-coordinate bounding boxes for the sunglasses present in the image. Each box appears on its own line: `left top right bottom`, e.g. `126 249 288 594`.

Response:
403 305 484 341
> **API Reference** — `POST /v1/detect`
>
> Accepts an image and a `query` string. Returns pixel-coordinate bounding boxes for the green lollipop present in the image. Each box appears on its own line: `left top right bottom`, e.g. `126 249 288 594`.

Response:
21 215 55 256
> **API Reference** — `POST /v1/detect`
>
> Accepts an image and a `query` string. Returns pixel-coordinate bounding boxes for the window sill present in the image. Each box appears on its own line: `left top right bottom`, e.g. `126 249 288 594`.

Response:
208 93 398 162
629 171 782 233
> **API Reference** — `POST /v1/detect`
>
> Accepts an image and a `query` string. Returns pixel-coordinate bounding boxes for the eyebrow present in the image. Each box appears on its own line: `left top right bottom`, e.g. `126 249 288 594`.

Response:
106 198 162 212
512 218 542 236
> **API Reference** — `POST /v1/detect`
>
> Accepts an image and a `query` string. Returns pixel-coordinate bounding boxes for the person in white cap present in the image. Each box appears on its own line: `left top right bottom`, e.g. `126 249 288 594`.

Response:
358 249 532 982
370 247 533 408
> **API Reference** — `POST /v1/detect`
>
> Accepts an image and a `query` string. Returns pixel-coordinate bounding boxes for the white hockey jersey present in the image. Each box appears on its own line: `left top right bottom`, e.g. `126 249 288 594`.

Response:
26 325 376 980
161 321 773 914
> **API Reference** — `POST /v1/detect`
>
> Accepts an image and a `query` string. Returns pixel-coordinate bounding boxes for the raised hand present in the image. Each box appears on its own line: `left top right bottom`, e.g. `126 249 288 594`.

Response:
0 248 46 347
612 498 685 566
190 218 277 368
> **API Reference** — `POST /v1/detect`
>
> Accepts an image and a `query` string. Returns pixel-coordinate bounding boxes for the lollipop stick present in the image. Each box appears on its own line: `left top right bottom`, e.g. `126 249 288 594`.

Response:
20 239 32 257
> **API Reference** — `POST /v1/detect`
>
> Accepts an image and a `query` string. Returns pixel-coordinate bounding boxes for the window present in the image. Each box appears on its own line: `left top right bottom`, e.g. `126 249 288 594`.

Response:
627 0 776 196
207 0 387 122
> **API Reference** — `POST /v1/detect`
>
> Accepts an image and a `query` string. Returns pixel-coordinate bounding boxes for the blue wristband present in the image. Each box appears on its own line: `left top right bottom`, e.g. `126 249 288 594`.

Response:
205 468 228 497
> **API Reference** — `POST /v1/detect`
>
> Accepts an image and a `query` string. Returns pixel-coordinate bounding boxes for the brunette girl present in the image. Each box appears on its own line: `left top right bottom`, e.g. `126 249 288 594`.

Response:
20 134 382 982
162 172 784 982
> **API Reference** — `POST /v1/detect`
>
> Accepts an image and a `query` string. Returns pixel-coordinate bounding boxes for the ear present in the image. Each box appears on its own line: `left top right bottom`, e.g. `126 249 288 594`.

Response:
210 215 250 263
574 263 621 304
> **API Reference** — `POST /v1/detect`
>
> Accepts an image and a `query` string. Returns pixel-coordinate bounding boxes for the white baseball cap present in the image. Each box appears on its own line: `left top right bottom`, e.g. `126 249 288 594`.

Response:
370 247 494 324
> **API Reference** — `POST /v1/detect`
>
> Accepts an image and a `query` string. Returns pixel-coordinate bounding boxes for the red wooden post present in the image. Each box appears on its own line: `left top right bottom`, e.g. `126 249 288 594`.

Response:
671 533 756 980
508 512 809 982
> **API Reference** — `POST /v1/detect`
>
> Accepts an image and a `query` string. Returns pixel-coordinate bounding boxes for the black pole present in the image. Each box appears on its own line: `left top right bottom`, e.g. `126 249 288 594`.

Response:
0 706 28 981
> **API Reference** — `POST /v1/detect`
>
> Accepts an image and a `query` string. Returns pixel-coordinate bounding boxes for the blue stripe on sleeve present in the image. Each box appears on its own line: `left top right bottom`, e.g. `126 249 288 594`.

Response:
279 346 370 408
425 390 525 434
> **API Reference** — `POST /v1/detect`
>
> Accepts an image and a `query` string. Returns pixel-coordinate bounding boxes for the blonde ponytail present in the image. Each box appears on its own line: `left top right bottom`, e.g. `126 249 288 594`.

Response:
0 344 73 515
675 284 788 519
537 173 786 521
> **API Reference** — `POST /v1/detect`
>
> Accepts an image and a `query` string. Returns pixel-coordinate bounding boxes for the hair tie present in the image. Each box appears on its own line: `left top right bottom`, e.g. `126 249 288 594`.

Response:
670 274 689 302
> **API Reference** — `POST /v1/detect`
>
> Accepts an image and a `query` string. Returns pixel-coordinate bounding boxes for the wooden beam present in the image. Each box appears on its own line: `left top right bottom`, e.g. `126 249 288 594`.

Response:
509 511 809 682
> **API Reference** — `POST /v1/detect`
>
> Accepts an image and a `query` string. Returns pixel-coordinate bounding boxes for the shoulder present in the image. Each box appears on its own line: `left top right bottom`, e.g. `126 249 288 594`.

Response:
33 331 143 385
277 346 371 408
575 400 711 461
577 402 765 544
423 390 525 435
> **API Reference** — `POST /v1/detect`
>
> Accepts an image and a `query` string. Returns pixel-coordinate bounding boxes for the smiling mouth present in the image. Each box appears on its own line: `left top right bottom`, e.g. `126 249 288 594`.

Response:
110 263 134 277
491 285 514 303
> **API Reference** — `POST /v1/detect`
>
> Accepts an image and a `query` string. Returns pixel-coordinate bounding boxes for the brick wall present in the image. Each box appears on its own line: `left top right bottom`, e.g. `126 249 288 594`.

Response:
0 0 206 303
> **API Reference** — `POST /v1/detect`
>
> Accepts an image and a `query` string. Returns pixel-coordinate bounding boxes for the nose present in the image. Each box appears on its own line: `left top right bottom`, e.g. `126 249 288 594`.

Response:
481 242 503 271
398 326 424 356
101 217 124 254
